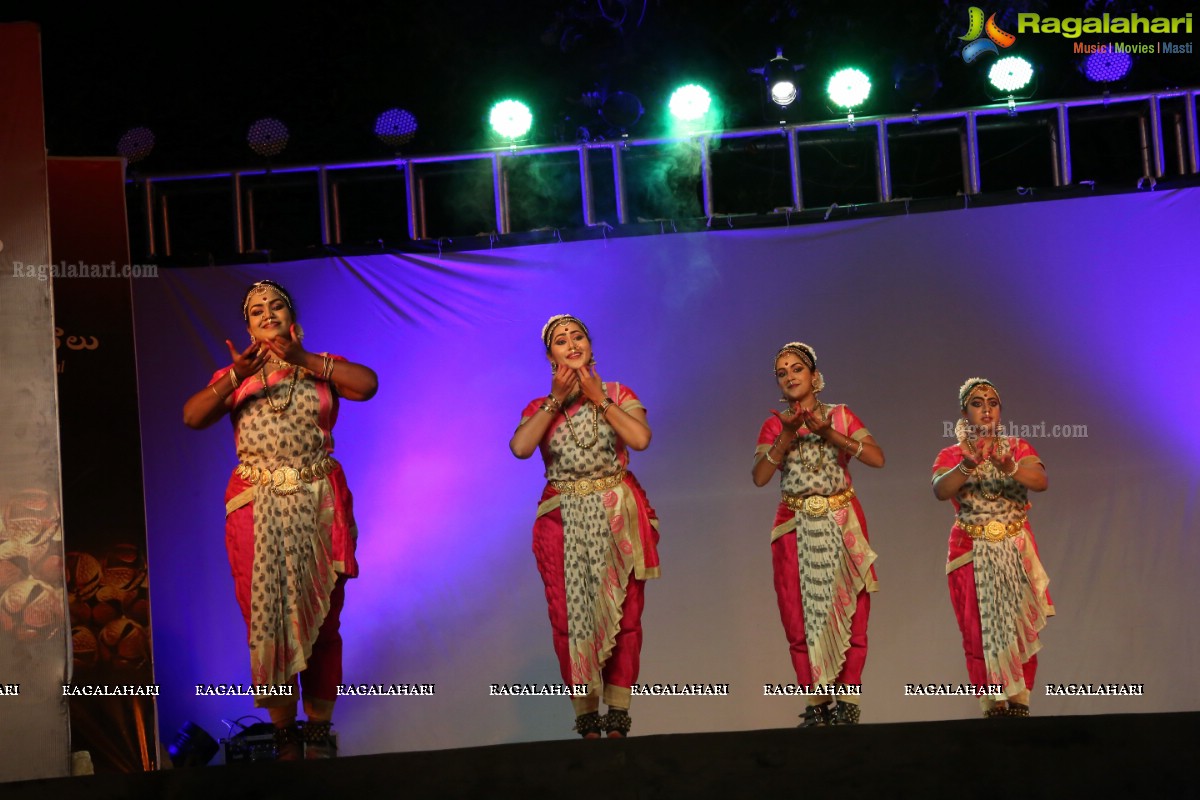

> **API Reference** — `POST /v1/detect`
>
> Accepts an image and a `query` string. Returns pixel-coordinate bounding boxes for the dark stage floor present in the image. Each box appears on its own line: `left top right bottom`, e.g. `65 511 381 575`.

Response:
8 712 1196 799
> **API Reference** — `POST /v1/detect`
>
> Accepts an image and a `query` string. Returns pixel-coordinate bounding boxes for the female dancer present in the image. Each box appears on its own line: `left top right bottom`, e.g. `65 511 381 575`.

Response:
932 378 1053 717
509 314 660 738
183 280 378 759
752 342 883 727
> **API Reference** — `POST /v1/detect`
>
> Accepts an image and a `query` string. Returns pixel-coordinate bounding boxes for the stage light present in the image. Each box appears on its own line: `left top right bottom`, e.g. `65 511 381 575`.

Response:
167 721 219 768
247 117 289 158
827 68 871 110
489 99 533 141
374 108 418 148
1082 50 1133 83
668 84 712 123
116 127 155 164
599 91 644 134
893 62 942 111
985 55 1038 109
755 49 803 108
987 56 1034 94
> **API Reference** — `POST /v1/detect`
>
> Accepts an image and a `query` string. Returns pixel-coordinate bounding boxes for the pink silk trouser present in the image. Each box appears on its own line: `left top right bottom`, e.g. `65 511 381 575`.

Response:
533 505 645 702
771 530 870 688
226 503 346 703
947 560 1037 691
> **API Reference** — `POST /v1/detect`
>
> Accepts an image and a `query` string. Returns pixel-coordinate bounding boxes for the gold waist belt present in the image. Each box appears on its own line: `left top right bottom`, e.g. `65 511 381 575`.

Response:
551 469 626 497
782 487 856 517
236 456 337 496
957 515 1027 542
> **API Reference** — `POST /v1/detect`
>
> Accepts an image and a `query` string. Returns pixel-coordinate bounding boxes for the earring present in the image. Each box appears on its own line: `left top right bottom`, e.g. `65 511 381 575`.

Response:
588 357 596 366
550 362 557 373
812 372 825 393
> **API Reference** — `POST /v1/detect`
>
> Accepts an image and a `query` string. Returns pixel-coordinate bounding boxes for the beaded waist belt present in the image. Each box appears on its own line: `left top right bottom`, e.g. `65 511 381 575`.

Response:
782 487 855 517
957 515 1027 542
236 456 338 496
551 470 626 497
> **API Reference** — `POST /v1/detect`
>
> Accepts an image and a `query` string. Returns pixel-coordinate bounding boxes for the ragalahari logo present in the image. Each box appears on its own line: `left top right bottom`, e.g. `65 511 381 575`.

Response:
960 7 1017 62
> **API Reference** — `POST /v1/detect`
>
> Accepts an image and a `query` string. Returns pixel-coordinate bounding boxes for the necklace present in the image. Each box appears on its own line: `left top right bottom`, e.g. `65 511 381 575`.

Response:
964 436 1008 501
260 364 299 412
793 402 830 473
563 401 600 449
795 437 825 473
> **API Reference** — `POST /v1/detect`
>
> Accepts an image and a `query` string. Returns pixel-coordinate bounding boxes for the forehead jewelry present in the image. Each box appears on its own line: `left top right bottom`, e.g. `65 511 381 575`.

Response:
773 341 816 373
541 314 590 350
242 280 294 322
959 377 1000 410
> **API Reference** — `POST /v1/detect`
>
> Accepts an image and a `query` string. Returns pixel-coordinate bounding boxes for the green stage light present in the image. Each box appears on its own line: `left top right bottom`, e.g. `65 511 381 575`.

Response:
987 56 1034 94
489 99 533 140
668 84 712 122
826 68 871 110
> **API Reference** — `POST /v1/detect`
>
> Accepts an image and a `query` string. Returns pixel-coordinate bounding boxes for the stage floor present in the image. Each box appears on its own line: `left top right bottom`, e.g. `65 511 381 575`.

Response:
8 712 1197 799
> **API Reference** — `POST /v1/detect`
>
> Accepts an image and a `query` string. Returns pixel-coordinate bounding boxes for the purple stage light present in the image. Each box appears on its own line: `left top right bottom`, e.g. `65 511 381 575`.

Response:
247 117 289 158
117 126 156 163
1083 50 1133 83
374 108 419 148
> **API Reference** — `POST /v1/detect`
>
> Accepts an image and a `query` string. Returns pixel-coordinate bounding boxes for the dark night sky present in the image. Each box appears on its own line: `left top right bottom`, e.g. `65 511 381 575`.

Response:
7 1 1196 174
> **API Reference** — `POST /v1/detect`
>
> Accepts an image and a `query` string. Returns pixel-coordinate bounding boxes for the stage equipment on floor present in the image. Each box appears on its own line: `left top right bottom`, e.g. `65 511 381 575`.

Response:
166 721 219 768
221 721 278 763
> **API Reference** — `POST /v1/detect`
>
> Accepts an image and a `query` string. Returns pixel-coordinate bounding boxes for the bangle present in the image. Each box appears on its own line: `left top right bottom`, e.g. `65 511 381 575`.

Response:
764 450 781 466
210 384 222 400
851 440 865 460
228 368 240 389
957 460 977 476
1005 460 1019 477
600 398 615 415
539 401 556 415
545 394 562 410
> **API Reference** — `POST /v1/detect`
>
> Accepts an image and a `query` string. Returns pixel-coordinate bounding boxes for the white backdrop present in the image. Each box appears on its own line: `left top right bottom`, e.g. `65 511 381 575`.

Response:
134 188 1200 756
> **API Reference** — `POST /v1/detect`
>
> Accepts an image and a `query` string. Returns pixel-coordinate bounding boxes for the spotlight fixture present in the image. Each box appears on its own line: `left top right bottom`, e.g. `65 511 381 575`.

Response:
827 68 871 110
167 721 219 768
752 48 804 108
374 108 418 149
893 62 942 112
985 55 1038 110
247 117 289 158
489 99 533 141
667 84 712 123
1081 50 1133 84
116 127 156 164
599 91 644 134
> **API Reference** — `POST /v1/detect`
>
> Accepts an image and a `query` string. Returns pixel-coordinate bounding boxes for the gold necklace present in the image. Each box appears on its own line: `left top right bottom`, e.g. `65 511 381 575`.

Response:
793 403 829 473
563 401 600 449
965 437 1006 501
260 364 299 412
